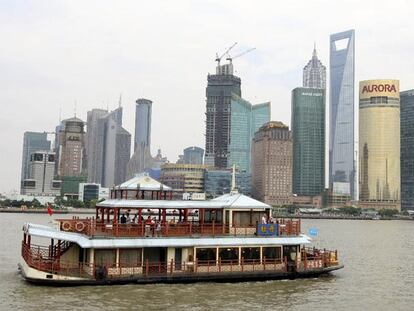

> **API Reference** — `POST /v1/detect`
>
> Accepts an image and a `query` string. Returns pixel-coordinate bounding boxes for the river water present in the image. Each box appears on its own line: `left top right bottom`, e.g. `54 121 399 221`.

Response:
1 213 413 310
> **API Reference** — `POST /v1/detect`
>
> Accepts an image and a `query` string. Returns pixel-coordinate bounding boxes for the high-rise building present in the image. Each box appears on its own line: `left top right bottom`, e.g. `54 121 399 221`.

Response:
86 107 131 187
127 99 153 177
303 45 326 89
57 117 86 177
134 98 152 151
228 95 270 173
183 146 204 165
20 132 51 193
204 63 241 168
329 29 356 199
251 122 293 205
21 151 61 196
86 108 109 183
291 87 325 196
359 80 400 210
160 163 207 197
401 89 414 211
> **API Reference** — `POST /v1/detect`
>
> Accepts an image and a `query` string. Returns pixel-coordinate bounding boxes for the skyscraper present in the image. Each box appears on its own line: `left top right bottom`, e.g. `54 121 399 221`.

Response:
303 45 326 89
134 99 152 151
204 63 241 168
329 29 356 199
291 87 325 196
251 122 293 205
20 132 51 193
21 151 61 196
57 117 86 177
228 94 270 173
183 146 204 165
359 80 400 210
86 107 131 187
401 89 414 211
127 99 153 178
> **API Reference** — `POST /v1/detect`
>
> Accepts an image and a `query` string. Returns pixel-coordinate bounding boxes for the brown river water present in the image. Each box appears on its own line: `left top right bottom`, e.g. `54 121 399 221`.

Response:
1 213 413 310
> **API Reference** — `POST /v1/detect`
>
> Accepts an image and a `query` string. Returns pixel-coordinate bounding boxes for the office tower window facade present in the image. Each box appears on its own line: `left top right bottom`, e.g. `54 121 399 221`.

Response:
401 90 414 211
291 88 325 196
252 122 293 205
20 132 51 193
329 29 356 199
229 95 271 173
205 64 241 168
359 80 400 210
303 46 326 89
183 146 204 165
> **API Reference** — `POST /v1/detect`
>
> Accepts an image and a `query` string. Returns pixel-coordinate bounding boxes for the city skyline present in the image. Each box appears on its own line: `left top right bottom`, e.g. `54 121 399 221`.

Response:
2 1 414 193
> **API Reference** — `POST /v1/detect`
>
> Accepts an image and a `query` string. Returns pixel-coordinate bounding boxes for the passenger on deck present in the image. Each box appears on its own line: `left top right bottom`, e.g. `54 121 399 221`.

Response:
125 212 131 224
261 214 267 224
169 217 176 225
155 221 162 237
145 216 152 236
120 214 126 224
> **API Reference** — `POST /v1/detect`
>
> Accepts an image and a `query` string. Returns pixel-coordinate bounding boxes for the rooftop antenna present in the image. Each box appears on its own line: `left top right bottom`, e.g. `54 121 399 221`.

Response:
74 100 77 117
59 106 62 123
118 93 122 108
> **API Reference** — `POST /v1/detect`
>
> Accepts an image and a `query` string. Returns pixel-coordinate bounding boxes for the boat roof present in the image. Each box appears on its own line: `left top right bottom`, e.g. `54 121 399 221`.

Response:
97 192 270 210
24 223 311 248
117 173 172 191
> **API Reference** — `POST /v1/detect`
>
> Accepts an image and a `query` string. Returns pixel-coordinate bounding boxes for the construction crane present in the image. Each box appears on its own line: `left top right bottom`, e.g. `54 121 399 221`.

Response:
226 47 256 63
215 42 238 66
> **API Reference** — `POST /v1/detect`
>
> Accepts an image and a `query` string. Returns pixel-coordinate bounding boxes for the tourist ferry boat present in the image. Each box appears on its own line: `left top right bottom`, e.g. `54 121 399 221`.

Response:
19 174 343 285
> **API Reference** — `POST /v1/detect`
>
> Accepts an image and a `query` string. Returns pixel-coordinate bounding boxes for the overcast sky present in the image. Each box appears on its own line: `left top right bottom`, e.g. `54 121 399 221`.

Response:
1 0 413 194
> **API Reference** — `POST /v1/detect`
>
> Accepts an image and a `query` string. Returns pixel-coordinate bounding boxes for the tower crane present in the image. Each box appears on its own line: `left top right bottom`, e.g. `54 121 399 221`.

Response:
215 42 238 66
226 47 256 63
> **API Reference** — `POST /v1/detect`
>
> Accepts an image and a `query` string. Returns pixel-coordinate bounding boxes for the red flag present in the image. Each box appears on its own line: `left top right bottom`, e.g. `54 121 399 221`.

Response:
47 205 53 216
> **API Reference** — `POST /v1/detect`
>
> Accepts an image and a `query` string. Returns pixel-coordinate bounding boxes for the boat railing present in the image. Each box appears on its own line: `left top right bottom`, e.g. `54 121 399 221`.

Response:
301 247 339 269
56 218 301 237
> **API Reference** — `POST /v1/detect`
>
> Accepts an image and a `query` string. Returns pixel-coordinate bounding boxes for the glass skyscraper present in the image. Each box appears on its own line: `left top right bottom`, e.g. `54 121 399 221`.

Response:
291 88 325 196
228 94 270 173
329 29 356 199
400 89 414 211
303 46 326 89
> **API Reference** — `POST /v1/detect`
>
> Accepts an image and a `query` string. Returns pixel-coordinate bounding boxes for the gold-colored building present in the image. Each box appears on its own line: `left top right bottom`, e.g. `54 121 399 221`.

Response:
359 79 400 210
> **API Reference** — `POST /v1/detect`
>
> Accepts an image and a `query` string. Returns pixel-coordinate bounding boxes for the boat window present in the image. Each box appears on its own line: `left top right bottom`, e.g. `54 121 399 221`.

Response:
95 249 116 267
120 249 142 267
241 247 260 260
196 248 216 263
204 210 223 223
219 247 239 263
263 247 282 261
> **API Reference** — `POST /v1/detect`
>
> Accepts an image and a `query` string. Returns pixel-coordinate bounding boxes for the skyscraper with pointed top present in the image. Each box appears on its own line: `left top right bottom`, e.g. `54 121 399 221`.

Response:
303 44 326 89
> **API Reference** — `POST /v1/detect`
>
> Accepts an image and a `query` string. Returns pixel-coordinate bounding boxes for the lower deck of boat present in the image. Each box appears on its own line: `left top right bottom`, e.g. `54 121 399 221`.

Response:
19 263 343 286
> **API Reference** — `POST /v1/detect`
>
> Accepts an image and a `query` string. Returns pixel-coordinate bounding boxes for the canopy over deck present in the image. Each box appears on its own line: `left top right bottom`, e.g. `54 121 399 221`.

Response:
98 192 271 211
117 173 172 191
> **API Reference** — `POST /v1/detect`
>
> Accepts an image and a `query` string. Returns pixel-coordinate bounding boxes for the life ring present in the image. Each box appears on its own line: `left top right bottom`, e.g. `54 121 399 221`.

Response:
62 221 71 231
75 221 85 232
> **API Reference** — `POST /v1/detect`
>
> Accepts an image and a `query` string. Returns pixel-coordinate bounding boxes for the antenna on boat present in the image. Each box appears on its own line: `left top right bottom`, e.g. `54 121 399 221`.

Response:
231 164 238 194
